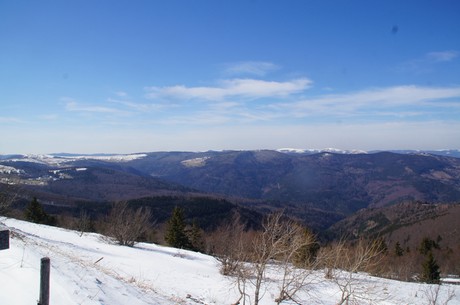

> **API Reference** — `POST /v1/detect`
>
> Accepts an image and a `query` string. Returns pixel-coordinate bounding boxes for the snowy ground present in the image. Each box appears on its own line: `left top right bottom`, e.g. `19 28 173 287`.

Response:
1 218 459 305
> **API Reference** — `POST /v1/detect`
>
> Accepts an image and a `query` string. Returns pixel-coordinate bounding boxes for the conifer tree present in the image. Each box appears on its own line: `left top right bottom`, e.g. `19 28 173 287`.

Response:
165 207 192 250
188 220 204 252
394 241 404 257
419 237 440 255
24 197 49 224
421 252 441 284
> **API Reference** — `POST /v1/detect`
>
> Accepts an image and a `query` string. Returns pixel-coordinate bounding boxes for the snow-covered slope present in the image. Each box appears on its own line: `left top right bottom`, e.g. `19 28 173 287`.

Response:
1 218 459 305
277 148 368 154
2 153 147 166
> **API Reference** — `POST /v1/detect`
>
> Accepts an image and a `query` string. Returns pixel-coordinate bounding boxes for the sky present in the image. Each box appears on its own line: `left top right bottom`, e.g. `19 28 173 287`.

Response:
1 0 460 154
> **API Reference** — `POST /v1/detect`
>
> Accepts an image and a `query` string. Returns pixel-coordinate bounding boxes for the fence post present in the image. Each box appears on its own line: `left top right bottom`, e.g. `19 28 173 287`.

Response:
38 257 50 305
0 225 9 250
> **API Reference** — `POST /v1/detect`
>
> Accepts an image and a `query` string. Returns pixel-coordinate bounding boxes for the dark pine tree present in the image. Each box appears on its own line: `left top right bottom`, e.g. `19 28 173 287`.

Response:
394 241 404 257
24 197 48 224
188 220 205 252
165 207 192 250
419 237 440 255
421 252 441 284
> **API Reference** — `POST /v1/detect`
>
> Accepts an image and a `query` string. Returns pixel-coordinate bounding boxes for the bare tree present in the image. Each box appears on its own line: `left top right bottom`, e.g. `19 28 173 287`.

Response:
249 212 288 305
274 225 318 305
231 212 318 305
208 212 248 276
321 238 385 305
233 262 252 305
76 209 92 237
104 201 152 247
423 284 455 305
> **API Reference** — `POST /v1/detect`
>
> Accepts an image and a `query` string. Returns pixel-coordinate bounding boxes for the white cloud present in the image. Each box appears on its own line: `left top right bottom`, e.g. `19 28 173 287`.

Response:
64 99 127 114
396 50 459 73
0 117 23 123
145 78 312 101
107 98 174 112
115 91 129 97
224 61 280 76
427 50 459 62
38 114 58 120
275 85 460 118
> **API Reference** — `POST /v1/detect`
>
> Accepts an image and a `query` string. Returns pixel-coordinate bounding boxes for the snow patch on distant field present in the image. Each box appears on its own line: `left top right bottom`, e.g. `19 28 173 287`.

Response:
181 157 210 168
277 148 368 154
0 165 24 174
4 153 147 165
70 154 148 162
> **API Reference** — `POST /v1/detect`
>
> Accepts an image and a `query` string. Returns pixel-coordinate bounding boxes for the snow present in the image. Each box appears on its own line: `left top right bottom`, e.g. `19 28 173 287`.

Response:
277 148 368 155
181 157 210 168
1 218 459 305
3 153 147 166
0 165 24 175
67 153 148 162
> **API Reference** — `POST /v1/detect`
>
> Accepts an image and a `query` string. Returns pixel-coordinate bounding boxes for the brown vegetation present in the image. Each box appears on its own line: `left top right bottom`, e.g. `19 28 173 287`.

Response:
100 201 153 247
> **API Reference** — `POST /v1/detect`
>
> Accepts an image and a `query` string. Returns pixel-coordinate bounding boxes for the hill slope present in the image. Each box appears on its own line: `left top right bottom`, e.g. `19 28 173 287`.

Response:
329 202 460 248
2 151 460 230
126 151 460 212
2 218 460 305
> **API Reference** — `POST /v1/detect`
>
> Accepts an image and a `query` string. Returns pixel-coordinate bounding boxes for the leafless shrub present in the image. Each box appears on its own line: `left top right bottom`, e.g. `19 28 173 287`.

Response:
320 238 385 305
272 220 318 305
423 284 455 305
103 201 153 247
76 209 92 236
206 212 248 276
232 212 319 305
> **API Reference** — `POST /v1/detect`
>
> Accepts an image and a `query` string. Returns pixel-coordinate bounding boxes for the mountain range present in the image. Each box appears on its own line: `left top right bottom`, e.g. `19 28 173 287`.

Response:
1 149 460 231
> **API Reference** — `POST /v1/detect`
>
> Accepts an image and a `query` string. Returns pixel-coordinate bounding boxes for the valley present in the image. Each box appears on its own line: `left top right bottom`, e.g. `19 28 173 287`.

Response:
1 149 460 232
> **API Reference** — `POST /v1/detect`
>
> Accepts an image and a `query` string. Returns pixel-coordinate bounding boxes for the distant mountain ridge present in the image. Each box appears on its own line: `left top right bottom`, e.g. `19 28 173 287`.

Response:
2 148 460 160
1 149 460 230
277 148 460 158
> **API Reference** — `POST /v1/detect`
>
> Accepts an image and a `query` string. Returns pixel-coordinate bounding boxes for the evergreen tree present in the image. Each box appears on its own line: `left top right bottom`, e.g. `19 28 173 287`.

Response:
188 220 204 252
421 252 441 284
394 241 404 257
165 207 192 250
419 237 440 255
24 197 48 224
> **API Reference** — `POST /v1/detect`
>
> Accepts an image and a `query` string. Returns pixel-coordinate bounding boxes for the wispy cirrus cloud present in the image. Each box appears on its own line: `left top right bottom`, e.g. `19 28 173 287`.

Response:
427 50 459 62
63 98 129 115
396 50 459 73
107 98 174 112
0 116 23 123
145 78 312 101
140 84 460 125
271 85 460 119
156 104 278 126
38 114 59 121
223 61 280 76
114 91 129 98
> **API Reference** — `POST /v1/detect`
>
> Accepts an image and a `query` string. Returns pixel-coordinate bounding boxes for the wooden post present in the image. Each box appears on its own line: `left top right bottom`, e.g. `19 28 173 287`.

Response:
38 257 50 305
0 225 9 250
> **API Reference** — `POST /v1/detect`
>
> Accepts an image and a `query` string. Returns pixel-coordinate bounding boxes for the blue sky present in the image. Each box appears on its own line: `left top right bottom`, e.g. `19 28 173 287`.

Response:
1 0 459 154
